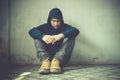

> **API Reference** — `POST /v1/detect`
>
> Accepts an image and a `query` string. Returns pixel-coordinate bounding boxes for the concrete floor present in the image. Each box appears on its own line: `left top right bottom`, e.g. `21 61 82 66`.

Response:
0 65 120 80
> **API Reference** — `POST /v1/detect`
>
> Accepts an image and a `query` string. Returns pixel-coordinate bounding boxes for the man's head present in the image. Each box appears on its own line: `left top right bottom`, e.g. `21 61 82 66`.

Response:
47 8 64 29
50 18 61 29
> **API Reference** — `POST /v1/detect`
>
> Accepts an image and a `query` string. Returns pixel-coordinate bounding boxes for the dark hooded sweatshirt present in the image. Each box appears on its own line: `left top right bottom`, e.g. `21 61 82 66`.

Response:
29 8 80 53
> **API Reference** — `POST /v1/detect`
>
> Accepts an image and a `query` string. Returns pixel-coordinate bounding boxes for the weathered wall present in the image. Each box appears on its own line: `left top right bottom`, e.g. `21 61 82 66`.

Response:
9 0 120 65
0 0 9 64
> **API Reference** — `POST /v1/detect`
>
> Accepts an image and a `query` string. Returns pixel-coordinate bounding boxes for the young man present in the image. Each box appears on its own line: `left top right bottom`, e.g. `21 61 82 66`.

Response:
29 8 79 74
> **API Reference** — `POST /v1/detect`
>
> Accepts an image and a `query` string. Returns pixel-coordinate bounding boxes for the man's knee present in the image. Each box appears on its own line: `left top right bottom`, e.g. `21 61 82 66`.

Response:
34 39 43 43
62 37 76 47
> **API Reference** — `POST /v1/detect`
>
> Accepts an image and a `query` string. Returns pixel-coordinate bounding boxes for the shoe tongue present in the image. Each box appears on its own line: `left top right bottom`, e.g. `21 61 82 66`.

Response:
53 58 57 61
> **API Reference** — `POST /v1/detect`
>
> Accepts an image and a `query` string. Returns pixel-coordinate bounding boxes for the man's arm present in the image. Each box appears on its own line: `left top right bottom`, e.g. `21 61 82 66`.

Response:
29 26 45 40
51 25 80 45
62 25 80 38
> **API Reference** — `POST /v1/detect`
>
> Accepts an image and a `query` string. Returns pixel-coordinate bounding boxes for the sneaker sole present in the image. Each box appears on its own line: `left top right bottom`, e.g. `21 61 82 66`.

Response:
50 68 61 74
39 69 50 74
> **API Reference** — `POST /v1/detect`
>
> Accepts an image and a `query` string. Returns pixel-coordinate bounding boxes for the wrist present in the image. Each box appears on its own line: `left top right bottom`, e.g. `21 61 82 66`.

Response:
59 34 65 38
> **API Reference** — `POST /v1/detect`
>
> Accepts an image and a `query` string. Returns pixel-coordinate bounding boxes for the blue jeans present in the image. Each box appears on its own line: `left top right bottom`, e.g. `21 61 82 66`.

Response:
34 38 75 66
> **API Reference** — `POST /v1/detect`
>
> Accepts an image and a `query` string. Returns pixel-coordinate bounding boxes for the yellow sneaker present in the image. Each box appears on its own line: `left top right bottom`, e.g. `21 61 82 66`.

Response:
39 58 51 74
50 58 61 74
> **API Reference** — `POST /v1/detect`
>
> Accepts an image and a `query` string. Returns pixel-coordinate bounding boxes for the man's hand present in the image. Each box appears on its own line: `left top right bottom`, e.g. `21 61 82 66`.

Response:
52 34 64 45
42 35 55 44
42 34 64 44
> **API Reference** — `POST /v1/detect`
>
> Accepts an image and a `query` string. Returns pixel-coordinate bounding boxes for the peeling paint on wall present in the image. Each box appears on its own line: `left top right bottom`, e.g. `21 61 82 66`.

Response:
0 0 9 64
0 38 8 64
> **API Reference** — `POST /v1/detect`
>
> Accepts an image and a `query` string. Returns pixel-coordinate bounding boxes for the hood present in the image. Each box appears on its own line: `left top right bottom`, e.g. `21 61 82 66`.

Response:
47 8 64 24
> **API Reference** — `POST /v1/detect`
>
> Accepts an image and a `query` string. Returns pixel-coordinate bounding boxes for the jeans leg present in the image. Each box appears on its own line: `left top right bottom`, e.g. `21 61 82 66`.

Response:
54 38 75 67
34 39 50 62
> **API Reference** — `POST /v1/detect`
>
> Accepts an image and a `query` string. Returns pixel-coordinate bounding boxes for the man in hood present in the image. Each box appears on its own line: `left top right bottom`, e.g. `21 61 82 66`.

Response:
29 8 79 74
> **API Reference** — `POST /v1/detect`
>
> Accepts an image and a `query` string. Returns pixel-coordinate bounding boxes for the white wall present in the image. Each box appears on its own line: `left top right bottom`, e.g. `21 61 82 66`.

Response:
10 0 120 65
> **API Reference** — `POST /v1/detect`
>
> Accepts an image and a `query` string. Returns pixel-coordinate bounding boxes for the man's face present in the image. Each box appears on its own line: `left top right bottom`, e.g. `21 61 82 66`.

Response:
51 18 61 29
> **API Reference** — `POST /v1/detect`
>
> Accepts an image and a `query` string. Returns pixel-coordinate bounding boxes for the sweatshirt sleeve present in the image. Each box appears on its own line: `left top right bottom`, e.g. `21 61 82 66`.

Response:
62 25 80 38
29 26 45 40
